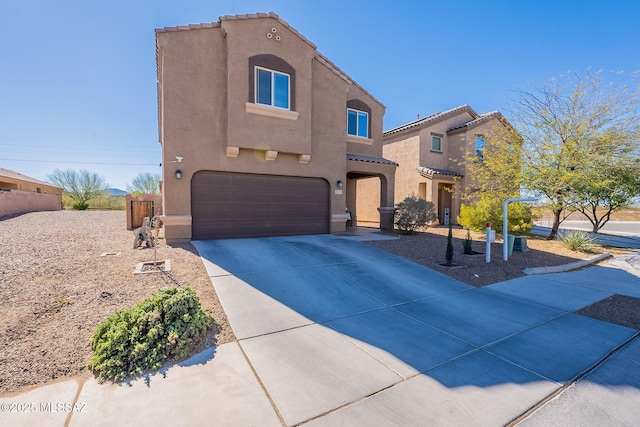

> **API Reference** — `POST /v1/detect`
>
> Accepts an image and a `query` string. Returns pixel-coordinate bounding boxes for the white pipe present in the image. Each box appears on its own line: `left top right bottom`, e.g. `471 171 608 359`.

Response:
503 197 537 261
486 223 491 263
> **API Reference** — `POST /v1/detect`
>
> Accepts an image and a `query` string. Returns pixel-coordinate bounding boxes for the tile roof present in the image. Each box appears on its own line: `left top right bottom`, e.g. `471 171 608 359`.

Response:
447 110 511 135
347 153 398 166
155 12 384 108
384 105 479 138
416 166 463 179
0 167 61 188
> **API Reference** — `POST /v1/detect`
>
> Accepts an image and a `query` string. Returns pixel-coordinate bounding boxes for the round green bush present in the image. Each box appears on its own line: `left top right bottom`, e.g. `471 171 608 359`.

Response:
72 202 89 210
394 194 437 233
89 287 214 382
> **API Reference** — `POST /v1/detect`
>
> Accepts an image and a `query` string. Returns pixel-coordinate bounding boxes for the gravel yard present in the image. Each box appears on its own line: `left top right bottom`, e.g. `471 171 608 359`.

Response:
0 211 637 396
0 211 234 395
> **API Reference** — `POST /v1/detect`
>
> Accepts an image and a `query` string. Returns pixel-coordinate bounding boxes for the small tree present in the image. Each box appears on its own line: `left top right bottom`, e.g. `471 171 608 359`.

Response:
394 194 437 234
445 225 454 266
127 172 161 195
462 230 474 255
48 169 108 209
566 158 640 232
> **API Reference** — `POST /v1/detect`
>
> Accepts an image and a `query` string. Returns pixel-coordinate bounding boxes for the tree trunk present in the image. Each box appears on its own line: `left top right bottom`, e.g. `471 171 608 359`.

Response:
548 209 562 240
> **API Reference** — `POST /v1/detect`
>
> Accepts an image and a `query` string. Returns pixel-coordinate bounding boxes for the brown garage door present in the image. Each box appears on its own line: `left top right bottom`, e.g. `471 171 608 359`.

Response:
192 171 330 240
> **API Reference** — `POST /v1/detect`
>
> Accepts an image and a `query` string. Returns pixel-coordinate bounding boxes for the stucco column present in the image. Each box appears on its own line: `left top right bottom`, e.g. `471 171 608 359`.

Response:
377 206 395 231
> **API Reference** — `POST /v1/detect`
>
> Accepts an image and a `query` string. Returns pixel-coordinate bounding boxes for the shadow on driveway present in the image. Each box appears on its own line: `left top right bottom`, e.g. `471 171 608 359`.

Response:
193 234 639 426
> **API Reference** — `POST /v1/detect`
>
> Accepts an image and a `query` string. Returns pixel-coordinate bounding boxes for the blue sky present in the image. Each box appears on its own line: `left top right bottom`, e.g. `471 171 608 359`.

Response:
1 0 638 190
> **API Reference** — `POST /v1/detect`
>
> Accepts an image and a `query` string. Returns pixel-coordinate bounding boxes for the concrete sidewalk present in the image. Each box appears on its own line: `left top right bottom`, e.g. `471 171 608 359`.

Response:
2 234 639 426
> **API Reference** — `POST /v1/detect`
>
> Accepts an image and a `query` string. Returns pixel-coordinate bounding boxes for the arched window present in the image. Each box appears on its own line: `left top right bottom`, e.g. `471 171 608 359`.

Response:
346 99 372 138
249 54 296 111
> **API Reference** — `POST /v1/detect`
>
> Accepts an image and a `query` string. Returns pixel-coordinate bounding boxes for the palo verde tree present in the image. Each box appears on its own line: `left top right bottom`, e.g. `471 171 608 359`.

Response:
566 156 640 232
127 172 161 195
507 70 640 238
48 168 108 209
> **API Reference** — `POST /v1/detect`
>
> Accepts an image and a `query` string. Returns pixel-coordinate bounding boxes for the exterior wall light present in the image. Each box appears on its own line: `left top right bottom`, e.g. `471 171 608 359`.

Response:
337 180 344 188
175 169 182 179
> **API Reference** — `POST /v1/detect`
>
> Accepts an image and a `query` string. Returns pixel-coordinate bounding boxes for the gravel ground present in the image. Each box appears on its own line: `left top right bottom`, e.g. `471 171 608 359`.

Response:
0 212 637 396
0 211 234 395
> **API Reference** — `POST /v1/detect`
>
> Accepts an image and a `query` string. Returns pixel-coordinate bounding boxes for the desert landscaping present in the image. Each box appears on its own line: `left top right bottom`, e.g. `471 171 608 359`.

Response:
0 210 638 395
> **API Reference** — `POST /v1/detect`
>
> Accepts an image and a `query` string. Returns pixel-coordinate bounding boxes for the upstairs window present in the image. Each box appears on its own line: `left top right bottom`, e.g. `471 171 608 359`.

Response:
431 133 443 152
347 108 369 138
255 66 290 109
476 135 485 161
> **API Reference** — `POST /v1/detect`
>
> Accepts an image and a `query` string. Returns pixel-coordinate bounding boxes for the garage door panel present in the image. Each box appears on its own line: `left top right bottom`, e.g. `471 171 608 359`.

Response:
192 172 329 240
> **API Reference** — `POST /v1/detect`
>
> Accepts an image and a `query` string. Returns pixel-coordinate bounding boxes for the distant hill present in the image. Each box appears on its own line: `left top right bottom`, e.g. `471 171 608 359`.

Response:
108 188 127 196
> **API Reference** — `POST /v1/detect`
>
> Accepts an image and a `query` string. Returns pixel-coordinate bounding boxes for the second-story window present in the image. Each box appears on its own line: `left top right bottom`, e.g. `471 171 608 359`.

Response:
476 135 485 161
255 66 290 109
431 133 443 152
347 108 369 138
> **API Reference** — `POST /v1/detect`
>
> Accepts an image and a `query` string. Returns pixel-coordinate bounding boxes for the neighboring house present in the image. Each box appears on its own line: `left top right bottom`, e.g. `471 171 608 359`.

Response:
155 13 397 242
357 105 511 226
0 167 62 218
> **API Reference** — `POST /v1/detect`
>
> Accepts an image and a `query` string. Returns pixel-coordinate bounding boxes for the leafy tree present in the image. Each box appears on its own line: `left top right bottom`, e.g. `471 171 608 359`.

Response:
394 194 437 233
458 195 533 236
507 70 640 238
48 169 108 209
566 158 640 232
127 172 161 195
458 122 524 205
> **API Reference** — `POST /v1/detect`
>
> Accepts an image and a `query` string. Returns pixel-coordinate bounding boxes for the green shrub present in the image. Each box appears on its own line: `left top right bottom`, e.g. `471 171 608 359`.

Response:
89 287 214 382
394 194 437 233
560 230 599 252
462 230 474 255
72 202 89 210
458 199 533 236
445 225 454 266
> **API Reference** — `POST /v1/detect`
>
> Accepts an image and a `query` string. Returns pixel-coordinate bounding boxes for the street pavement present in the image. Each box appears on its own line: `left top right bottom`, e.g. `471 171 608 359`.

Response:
531 221 640 249
1 233 639 426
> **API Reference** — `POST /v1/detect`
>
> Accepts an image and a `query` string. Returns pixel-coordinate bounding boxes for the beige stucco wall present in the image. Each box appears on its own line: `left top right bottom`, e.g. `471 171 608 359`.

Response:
354 177 380 227
156 16 393 241
383 135 421 201
0 190 61 218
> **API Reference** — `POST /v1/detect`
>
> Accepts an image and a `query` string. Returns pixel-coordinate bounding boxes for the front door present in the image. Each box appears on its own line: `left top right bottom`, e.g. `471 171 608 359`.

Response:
437 183 453 225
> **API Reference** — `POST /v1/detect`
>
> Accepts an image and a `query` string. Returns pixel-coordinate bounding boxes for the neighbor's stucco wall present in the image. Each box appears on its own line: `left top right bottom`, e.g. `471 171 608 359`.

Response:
0 190 61 218
382 135 421 204
417 112 475 171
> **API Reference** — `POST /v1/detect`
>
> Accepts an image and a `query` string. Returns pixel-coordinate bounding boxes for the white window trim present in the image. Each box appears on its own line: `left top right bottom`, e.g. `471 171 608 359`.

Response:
255 66 291 110
347 108 369 139
245 102 299 120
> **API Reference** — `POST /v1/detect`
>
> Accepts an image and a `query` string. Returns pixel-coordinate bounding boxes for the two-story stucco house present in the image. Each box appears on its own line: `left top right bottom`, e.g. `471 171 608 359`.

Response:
155 13 397 242
356 105 511 227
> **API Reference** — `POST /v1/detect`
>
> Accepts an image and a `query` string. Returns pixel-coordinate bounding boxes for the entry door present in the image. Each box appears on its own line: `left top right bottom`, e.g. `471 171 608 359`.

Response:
438 183 453 225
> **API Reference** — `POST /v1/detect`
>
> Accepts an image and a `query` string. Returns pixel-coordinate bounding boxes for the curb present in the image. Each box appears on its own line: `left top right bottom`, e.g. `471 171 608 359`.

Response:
523 252 612 275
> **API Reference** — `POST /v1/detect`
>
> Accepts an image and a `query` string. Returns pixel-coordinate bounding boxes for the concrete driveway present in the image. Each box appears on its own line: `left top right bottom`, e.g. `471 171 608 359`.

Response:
191 234 639 426
7 234 638 426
